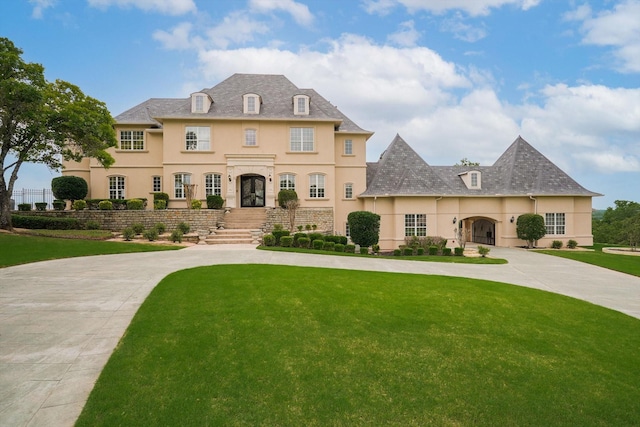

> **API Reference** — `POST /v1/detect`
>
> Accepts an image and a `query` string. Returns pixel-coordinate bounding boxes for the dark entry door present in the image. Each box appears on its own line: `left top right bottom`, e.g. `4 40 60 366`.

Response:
241 175 265 207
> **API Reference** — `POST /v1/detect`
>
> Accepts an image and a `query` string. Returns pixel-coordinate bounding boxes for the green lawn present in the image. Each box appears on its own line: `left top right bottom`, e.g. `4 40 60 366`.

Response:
536 248 640 277
77 265 640 426
0 233 181 267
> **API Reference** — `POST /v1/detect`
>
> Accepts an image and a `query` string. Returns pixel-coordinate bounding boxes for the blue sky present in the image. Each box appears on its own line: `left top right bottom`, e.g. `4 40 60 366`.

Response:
2 0 639 209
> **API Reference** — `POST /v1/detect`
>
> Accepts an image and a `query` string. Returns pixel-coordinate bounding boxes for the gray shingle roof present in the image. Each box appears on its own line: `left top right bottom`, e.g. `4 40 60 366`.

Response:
362 135 601 197
114 74 371 134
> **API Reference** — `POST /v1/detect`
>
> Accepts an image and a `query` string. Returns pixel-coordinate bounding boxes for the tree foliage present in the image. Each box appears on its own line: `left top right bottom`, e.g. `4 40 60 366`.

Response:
0 37 116 229
347 211 380 248
593 200 640 245
516 213 546 248
51 176 88 202
455 158 480 167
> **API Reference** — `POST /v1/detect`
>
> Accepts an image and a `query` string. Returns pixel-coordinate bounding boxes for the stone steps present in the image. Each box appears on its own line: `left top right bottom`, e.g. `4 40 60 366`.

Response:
205 228 261 245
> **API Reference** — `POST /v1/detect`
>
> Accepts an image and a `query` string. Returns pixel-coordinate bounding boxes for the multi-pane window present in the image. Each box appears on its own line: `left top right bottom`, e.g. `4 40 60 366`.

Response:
471 172 478 187
120 130 144 150
185 126 210 151
545 213 566 235
290 127 314 152
174 173 191 199
344 183 353 199
247 97 256 113
297 97 306 113
293 95 309 115
279 174 296 191
152 176 162 192
205 173 222 196
309 174 325 198
405 214 427 237
195 95 204 112
245 129 257 146
344 139 353 155
109 176 125 199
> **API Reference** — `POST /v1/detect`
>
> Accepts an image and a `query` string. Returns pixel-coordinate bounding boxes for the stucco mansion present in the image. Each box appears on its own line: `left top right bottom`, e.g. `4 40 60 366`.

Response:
63 74 600 250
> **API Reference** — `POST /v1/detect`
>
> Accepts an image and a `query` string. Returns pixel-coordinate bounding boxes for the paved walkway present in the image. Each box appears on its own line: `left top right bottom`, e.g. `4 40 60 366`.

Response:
1 246 639 426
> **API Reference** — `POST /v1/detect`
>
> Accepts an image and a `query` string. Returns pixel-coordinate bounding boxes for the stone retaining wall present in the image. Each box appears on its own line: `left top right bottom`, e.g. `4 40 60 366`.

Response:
266 207 334 233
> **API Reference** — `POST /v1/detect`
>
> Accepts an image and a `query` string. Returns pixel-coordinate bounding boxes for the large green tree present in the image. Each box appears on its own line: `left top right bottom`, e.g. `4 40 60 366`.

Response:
0 38 116 230
516 213 546 248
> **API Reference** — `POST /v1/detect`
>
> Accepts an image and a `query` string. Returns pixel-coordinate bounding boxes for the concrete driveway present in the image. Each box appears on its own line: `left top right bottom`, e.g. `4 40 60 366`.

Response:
1 245 640 426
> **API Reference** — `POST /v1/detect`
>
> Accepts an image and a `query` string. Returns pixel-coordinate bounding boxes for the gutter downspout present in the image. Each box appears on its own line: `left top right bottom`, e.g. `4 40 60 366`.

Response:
529 195 537 214
435 196 442 238
373 196 377 214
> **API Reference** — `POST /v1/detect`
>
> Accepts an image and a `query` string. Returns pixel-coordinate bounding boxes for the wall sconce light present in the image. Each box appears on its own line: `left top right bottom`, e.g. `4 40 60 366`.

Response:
268 173 272 182
452 217 457 224
228 174 232 182
510 216 515 223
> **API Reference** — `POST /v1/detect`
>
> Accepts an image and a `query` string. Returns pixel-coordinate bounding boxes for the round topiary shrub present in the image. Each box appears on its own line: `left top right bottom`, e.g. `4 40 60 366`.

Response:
277 189 298 208
416 247 425 256
280 236 294 247
454 247 464 256
345 244 356 253
323 241 335 251
312 239 324 250
334 243 345 252
567 239 578 249
298 237 310 248
154 200 167 210
360 247 369 255
428 245 438 255
206 195 224 209
393 249 402 256
35 202 47 211
551 240 563 249
18 203 31 211
403 247 414 256
72 200 87 210
98 200 113 210
127 199 144 210
53 200 66 210
262 234 276 246
191 199 202 210
153 192 169 209
443 247 452 256
51 176 88 203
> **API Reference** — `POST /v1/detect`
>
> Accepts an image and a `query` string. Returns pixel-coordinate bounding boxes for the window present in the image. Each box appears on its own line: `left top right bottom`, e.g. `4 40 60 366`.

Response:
293 95 309 115
344 139 353 155
247 97 256 113
290 127 314 152
405 214 427 237
245 129 257 146
243 94 260 114
545 213 566 235
471 172 478 187
109 176 125 199
174 173 191 199
205 173 222 196
344 183 353 199
279 174 296 191
309 174 325 198
119 130 144 150
185 126 210 151
195 95 204 112
152 176 162 192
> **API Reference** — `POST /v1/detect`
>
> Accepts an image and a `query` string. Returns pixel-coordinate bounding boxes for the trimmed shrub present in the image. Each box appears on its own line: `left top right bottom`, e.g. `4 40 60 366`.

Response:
278 189 298 208
11 214 81 230
345 244 356 253
551 240 563 249
18 203 31 211
170 230 183 243
348 211 380 248
478 245 491 257
325 235 348 245
280 236 294 247
177 222 190 234
143 228 159 241
155 223 166 234
334 243 345 252
293 232 307 247
127 199 144 210
443 247 452 256
393 249 402 256
153 192 169 205
298 237 310 248
206 195 224 209
323 241 335 251
53 199 65 210
272 229 290 246
360 247 369 255
454 247 464 256
72 200 87 210
263 234 276 246
51 176 88 202
516 213 546 248
154 200 167 210
308 232 323 242
131 223 145 235
98 200 113 210
567 239 578 249
416 247 425 256
85 220 100 230
428 245 438 255
372 244 380 254
191 199 202 210
403 247 414 256
122 227 135 241
35 202 47 211
312 239 324 250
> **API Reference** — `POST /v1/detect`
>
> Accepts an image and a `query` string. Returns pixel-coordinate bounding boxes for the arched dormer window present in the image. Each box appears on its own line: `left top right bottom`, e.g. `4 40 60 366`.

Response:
243 93 261 114
293 94 310 115
191 92 212 113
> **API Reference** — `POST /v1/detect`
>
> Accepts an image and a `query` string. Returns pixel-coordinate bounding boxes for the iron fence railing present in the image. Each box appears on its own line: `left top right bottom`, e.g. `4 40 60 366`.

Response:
11 188 54 210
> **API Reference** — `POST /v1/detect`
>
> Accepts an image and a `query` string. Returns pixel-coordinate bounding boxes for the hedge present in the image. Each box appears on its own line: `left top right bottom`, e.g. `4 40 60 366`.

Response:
11 214 81 230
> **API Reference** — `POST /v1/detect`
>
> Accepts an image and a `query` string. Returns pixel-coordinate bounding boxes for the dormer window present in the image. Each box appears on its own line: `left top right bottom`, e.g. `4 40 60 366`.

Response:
243 93 261 114
191 92 212 113
293 94 309 115
458 170 481 189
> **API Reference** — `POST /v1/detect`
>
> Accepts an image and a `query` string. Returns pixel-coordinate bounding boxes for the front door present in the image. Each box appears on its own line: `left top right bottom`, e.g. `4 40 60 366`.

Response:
241 175 265 207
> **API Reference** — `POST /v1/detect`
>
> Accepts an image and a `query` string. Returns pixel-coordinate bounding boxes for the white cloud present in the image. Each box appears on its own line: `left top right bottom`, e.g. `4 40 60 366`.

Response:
87 0 196 15
29 0 56 19
362 0 541 16
248 0 314 26
206 11 271 49
153 22 199 50
440 12 487 42
571 0 640 73
387 20 421 47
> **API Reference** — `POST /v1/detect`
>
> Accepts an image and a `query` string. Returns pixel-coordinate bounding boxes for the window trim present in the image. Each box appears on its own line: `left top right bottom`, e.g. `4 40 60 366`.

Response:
205 173 222 197
243 93 261 114
344 182 354 199
244 128 257 146
152 176 162 193
185 126 211 151
308 173 325 199
293 94 310 115
545 213 566 235
119 130 144 151
279 173 296 191
174 173 192 199
289 127 315 152
344 139 353 155
405 214 427 237
109 176 126 200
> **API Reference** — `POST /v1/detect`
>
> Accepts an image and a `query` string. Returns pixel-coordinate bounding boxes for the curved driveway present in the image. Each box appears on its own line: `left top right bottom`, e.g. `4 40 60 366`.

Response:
1 245 640 426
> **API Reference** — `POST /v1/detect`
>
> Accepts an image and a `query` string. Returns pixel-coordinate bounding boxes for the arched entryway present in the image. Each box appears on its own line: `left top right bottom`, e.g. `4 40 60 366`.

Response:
240 174 266 207
471 218 495 245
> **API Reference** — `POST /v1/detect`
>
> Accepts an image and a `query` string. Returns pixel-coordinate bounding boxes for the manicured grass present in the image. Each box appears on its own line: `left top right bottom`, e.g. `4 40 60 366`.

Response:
17 229 114 239
536 248 640 277
77 265 640 426
0 233 181 268
259 245 507 264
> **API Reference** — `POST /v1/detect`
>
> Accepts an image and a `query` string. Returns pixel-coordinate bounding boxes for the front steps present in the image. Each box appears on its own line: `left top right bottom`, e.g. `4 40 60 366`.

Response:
204 208 266 245
205 228 262 245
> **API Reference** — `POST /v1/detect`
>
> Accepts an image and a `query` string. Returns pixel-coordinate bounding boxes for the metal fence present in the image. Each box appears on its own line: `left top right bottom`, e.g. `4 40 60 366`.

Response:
11 188 54 210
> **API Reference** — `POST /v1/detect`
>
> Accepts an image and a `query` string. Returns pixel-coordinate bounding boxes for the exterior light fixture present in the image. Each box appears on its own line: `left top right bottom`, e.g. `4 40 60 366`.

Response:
228 174 232 182
510 216 515 223
453 217 457 224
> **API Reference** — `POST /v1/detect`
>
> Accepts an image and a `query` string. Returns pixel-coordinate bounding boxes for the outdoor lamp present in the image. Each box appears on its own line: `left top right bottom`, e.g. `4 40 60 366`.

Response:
453 217 457 224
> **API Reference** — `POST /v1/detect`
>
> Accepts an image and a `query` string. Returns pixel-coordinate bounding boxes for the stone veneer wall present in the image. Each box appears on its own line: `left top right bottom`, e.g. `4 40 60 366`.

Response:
13 210 223 232
266 207 334 233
